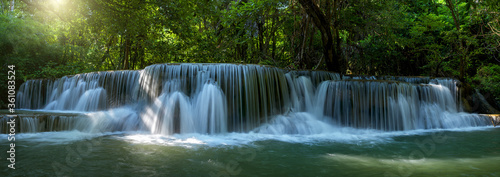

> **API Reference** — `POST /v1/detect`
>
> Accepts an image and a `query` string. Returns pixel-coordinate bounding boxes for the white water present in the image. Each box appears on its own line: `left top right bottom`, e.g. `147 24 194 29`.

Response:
2 125 493 148
9 63 491 136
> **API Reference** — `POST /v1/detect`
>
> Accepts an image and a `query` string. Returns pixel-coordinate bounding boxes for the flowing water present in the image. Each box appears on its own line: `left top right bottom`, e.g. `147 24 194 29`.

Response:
1 63 498 176
1 128 499 176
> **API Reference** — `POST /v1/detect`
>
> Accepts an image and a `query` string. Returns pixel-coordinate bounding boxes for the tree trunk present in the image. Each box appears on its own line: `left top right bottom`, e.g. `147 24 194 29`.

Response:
137 35 145 68
100 36 114 69
10 0 14 11
257 20 266 60
123 37 130 70
333 0 343 71
299 16 309 66
445 0 461 31
445 0 465 81
298 0 340 73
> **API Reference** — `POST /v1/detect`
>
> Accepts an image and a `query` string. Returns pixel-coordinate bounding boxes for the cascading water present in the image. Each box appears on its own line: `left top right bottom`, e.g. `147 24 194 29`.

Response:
5 63 490 135
312 80 482 131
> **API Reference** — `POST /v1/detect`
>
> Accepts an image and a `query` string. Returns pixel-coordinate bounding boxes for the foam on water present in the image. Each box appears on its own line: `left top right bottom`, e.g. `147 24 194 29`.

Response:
115 125 495 147
14 109 89 114
1 122 493 148
0 130 104 145
81 107 144 133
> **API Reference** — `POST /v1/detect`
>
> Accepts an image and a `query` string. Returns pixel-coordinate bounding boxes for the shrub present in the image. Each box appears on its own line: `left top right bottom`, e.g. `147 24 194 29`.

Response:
473 64 500 106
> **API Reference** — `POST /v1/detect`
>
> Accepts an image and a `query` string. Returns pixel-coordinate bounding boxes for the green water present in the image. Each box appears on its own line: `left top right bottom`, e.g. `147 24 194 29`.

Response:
1 128 499 177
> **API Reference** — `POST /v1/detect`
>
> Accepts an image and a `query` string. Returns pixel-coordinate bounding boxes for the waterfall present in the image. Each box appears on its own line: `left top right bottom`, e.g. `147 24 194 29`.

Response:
9 63 491 135
312 80 485 131
17 71 140 110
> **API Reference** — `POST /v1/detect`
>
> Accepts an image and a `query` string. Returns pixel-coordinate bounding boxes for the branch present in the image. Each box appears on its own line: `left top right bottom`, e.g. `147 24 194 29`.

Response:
488 20 500 36
297 0 331 41
313 53 324 70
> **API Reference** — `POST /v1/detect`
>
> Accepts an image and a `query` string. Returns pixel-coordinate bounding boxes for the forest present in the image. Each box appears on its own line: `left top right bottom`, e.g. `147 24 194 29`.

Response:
0 0 499 109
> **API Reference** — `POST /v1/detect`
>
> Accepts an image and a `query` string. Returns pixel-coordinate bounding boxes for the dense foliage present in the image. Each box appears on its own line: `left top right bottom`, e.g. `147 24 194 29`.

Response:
473 64 500 106
0 0 499 108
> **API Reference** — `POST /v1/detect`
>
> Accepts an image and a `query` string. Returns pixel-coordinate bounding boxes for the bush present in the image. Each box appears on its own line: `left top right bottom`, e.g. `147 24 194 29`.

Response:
473 64 500 106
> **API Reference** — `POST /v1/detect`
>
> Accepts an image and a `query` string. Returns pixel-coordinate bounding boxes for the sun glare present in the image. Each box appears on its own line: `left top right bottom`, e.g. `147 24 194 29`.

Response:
51 0 64 10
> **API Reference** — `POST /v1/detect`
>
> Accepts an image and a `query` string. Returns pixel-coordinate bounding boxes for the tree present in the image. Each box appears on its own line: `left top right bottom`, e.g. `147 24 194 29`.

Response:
297 0 341 73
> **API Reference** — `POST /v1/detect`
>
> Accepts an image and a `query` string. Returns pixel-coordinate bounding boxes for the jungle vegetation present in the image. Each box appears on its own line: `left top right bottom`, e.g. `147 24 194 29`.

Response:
0 0 499 108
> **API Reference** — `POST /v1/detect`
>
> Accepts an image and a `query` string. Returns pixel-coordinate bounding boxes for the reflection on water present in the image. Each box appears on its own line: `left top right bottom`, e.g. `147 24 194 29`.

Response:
1 128 499 176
